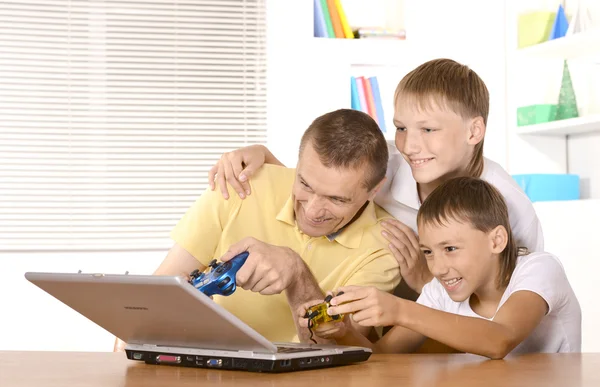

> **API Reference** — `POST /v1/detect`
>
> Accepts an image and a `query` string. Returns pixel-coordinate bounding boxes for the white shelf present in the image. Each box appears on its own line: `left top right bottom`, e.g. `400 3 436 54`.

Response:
312 38 410 66
517 114 600 136
516 28 600 60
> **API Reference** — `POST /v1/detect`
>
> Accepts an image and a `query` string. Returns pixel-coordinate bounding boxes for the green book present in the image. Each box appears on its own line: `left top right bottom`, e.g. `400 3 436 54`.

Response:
320 0 335 38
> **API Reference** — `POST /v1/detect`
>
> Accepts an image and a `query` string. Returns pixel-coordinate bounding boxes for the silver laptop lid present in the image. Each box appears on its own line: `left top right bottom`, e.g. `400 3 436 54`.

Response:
25 272 278 353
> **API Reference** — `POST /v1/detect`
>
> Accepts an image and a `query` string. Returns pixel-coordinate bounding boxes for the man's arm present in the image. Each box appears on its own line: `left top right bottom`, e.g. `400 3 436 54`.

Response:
287 256 386 344
287 262 372 343
285 261 327 343
154 243 207 276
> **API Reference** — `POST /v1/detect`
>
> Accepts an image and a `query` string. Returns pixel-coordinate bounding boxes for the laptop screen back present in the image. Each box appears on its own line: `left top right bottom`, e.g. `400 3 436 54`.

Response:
25 272 277 353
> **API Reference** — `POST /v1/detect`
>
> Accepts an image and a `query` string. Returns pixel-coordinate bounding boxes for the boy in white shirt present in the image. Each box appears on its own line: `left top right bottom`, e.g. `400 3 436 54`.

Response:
302 177 581 358
206 58 543 294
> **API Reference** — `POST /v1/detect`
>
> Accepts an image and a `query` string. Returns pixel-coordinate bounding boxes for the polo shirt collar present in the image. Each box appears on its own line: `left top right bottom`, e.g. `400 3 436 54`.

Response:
275 195 378 249
275 195 296 227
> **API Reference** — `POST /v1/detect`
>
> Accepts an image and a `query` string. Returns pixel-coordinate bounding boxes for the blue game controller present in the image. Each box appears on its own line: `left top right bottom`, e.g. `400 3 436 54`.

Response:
188 252 249 297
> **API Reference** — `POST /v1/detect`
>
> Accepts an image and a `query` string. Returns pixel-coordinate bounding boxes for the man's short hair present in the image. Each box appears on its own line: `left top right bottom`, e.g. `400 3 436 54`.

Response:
299 109 388 191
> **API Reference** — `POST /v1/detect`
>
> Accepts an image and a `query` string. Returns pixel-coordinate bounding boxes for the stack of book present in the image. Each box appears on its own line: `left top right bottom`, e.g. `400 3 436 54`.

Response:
314 0 406 39
314 0 354 38
351 76 386 133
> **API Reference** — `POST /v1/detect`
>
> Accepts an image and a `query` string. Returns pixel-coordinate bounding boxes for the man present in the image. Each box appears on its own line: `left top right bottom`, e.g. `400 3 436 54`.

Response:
115 109 400 349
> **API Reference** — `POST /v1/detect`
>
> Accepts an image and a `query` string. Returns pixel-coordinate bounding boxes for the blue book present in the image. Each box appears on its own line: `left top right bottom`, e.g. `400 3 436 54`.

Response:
369 77 386 133
314 0 328 38
350 76 361 110
549 4 569 40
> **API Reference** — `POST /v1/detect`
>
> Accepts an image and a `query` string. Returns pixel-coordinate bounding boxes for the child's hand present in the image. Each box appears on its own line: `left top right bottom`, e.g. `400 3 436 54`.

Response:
329 286 402 327
297 298 348 340
381 219 432 293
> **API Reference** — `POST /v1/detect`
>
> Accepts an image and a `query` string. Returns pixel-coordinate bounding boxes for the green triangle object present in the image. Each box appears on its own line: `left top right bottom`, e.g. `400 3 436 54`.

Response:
555 60 579 120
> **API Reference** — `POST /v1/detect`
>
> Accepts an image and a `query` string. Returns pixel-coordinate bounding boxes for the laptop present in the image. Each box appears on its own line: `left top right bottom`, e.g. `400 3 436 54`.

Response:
24 271 371 373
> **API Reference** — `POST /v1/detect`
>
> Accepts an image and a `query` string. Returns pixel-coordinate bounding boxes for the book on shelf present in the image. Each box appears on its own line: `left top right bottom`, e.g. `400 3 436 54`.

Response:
369 77 387 132
327 0 345 38
314 0 328 38
351 75 386 133
354 76 368 114
362 77 378 122
350 77 361 110
335 0 354 38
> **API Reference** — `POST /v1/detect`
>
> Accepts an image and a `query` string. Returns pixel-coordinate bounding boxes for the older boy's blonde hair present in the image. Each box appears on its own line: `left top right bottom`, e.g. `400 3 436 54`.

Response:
394 58 489 178
417 177 517 288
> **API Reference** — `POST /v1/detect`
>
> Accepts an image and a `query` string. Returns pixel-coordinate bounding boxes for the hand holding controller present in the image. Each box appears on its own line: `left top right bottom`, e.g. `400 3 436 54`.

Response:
188 251 249 297
303 291 345 343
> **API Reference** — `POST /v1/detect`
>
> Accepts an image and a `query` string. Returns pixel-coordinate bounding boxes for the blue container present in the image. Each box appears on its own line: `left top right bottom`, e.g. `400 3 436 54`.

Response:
512 174 580 202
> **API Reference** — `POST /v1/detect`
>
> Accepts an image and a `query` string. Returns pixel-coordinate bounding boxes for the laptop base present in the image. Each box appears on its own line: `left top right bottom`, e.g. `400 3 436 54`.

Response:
126 348 371 373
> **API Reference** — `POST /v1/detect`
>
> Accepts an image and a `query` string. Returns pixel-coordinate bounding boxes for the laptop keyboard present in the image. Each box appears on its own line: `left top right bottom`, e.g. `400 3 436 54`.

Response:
276 346 322 353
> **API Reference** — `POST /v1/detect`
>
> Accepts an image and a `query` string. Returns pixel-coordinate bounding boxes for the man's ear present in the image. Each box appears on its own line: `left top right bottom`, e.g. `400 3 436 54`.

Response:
467 116 486 146
489 225 508 254
367 176 387 201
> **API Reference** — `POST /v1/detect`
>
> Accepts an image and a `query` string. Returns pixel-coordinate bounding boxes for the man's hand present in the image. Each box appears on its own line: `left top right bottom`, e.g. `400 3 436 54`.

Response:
328 285 404 328
220 237 302 295
381 220 432 293
208 145 268 200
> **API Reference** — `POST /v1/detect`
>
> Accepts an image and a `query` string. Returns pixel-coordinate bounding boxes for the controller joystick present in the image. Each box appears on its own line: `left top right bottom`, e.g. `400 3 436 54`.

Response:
188 252 249 297
207 259 218 269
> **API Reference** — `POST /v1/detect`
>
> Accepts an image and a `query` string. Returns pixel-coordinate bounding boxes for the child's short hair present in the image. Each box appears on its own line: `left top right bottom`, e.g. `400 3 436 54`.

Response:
394 58 489 178
417 176 517 288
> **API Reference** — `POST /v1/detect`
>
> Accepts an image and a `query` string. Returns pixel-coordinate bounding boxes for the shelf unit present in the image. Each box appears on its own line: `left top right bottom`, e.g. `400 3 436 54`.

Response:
516 27 600 60
517 114 600 136
513 27 600 137
506 1 600 184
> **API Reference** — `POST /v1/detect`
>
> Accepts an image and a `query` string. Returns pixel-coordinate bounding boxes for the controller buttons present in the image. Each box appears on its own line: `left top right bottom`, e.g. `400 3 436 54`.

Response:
218 277 231 288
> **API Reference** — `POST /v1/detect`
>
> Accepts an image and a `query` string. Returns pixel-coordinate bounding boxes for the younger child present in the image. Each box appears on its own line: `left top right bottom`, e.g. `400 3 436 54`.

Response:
301 177 581 358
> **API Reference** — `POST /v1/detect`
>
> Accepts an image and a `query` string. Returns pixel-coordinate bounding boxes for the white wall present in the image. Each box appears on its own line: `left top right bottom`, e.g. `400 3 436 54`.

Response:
568 133 600 199
534 199 600 352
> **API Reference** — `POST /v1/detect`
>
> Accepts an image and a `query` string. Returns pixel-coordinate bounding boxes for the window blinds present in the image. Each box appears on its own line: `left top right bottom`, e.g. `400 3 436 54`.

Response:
0 0 267 251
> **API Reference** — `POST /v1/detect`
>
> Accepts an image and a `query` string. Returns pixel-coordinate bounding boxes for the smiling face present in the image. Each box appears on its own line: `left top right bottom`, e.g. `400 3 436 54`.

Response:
418 217 501 302
393 96 483 197
293 141 381 237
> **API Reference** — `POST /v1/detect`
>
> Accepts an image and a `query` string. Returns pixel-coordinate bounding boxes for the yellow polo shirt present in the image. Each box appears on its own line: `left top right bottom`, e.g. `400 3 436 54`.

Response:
171 164 400 342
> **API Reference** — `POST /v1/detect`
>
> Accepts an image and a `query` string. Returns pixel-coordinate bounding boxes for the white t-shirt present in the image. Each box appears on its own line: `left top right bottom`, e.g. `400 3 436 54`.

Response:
375 143 544 252
416 252 581 354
